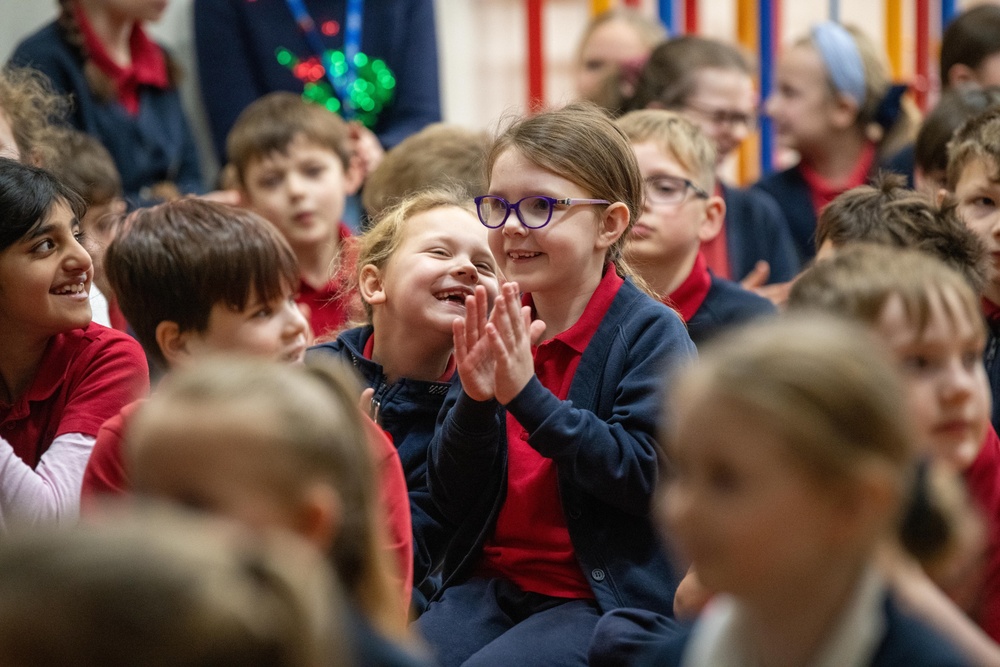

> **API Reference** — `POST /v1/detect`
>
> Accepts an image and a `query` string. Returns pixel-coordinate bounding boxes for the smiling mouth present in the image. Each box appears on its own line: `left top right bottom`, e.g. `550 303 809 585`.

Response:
51 282 87 296
508 251 541 260
435 288 472 304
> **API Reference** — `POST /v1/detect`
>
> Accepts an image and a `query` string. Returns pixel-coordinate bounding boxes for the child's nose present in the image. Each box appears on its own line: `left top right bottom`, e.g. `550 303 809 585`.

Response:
66 236 94 273
941 363 976 401
283 300 309 337
452 258 480 282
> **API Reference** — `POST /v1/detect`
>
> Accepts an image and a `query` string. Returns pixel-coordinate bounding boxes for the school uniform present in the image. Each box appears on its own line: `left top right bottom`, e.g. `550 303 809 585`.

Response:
964 425 1000 641
666 252 776 347
9 20 203 204
415 268 696 666
308 325 451 606
635 571 970 667
193 0 441 162
299 223 355 341
753 144 876 264
701 184 800 283
0 323 148 527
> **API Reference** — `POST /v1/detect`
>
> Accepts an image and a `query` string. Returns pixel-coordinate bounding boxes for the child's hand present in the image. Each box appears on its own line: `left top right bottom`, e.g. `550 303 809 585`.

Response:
488 282 545 405
453 285 496 402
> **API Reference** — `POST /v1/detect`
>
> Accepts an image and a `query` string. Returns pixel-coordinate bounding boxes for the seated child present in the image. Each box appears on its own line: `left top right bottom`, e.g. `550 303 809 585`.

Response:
789 245 1000 652
755 22 915 264
361 123 490 220
45 128 126 329
416 103 696 666
615 109 774 345
227 92 364 340
646 315 969 666
947 106 1000 438
308 186 500 605
624 35 799 285
128 357 428 666
0 505 349 667
0 158 147 529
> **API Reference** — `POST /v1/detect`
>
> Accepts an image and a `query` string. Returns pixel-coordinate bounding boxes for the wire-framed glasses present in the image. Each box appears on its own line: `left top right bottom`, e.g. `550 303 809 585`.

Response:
474 195 610 229
644 176 710 207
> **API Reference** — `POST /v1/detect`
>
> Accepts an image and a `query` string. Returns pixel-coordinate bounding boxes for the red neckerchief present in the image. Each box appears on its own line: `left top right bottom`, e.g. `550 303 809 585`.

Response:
799 142 876 217
699 182 731 280
75 2 169 115
665 252 712 323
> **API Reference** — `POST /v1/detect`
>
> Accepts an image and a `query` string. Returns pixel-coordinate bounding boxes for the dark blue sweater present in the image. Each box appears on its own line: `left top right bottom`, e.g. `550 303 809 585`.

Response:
687 272 776 347
9 22 204 204
419 279 697 616
753 165 818 265
720 183 800 283
193 0 442 162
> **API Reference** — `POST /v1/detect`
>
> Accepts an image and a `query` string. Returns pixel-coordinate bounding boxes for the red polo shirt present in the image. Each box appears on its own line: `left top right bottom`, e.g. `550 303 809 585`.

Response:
0 324 148 469
965 426 1000 641
298 223 357 341
799 142 876 218
665 252 712 323
75 3 169 116
478 265 624 599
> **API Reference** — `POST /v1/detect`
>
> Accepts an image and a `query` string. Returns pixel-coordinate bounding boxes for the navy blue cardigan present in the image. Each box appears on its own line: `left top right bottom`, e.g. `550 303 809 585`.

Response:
307 325 451 602
687 272 776 347
637 594 972 667
9 22 204 204
419 279 697 616
752 165 818 265
193 0 442 162
720 183 800 283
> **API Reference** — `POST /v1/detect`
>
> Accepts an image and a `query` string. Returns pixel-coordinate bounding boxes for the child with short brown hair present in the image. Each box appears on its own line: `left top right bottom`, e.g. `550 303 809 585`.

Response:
228 92 363 339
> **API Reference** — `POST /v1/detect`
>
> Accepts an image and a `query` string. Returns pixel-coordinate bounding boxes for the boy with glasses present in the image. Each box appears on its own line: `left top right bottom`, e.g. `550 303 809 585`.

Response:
616 109 774 346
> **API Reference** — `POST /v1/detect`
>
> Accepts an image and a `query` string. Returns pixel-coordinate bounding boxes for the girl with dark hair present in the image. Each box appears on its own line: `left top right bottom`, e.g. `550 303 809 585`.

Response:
0 157 147 528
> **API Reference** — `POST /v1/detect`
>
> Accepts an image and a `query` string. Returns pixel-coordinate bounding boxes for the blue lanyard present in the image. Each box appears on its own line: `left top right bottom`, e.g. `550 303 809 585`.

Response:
284 0 364 119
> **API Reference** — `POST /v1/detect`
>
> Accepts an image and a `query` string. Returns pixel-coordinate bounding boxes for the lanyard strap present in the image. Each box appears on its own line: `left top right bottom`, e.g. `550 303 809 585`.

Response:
284 0 364 119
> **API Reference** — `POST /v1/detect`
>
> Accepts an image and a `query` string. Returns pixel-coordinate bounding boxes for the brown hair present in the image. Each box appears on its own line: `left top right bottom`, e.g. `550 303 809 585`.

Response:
916 87 1000 178
44 128 122 206
816 174 987 292
666 314 914 488
616 109 716 191
946 106 1000 191
940 4 1000 89
485 102 644 281
625 35 753 114
361 123 490 219
0 505 350 667
353 186 483 323
129 356 405 641
104 199 299 370
0 66 71 167
227 92 352 180
788 244 985 342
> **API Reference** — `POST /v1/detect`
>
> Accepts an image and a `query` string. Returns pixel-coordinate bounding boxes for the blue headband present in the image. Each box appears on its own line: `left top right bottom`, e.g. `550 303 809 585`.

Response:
811 22 866 106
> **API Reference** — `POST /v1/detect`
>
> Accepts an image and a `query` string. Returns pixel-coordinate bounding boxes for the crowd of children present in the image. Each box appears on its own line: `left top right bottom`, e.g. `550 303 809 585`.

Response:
5 2 1000 665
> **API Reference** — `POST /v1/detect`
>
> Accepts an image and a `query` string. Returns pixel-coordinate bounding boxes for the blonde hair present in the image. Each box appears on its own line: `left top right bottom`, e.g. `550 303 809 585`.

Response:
0 66 70 167
667 314 914 491
361 123 490 219
352 186 481 322
227 92 352 183
128 357 405 640
946 106 1000 191
486 102 649 288
788 244 984 343
0 505 349 667
616 109 716 192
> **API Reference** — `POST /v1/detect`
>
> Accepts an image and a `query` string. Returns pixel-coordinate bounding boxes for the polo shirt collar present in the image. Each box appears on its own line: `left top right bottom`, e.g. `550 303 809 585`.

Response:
799 142 876 215
524 263 624 354
666 252 712 323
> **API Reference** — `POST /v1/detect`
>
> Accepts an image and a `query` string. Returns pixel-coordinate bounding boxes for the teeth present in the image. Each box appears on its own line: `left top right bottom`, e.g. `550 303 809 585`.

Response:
435 288 470 301
509 251 539 259
52 282 86 295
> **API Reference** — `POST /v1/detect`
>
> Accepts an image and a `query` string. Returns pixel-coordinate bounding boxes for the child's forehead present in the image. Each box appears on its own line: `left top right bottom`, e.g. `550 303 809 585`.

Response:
959 155 1000 185
876 289 981 345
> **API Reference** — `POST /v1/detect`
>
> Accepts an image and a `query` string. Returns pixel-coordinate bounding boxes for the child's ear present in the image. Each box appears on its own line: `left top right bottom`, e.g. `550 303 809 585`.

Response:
829 467 899 546
936 187 950 207
296 483 343 553
830 93 860 131
596 202 631 251
344 155 365 196
697 195 726 243
358 264 387 306
155 321 192 368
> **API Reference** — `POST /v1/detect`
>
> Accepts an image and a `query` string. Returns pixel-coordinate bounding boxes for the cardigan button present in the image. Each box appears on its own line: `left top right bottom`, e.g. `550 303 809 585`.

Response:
591 568 606 582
